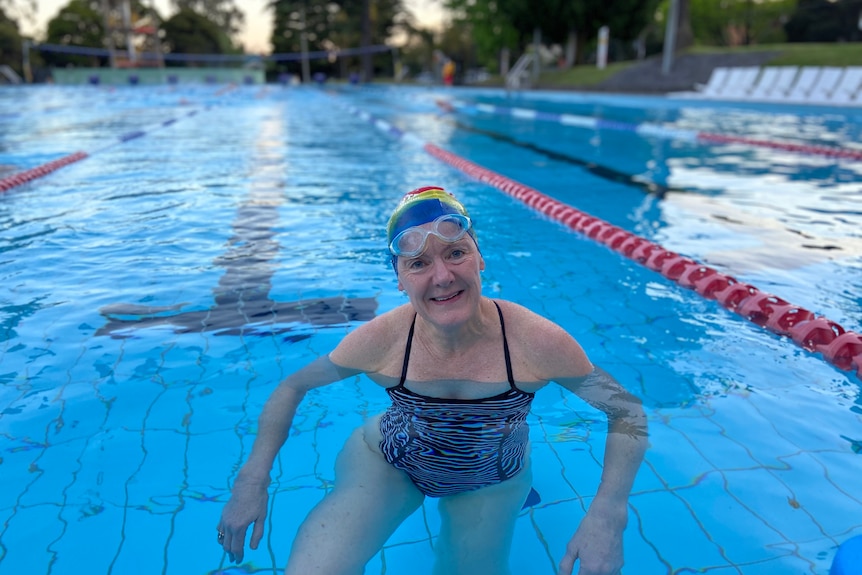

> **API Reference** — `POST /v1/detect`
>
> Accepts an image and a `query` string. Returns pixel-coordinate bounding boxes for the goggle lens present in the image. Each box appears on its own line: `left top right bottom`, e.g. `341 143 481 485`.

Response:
390 214 472 257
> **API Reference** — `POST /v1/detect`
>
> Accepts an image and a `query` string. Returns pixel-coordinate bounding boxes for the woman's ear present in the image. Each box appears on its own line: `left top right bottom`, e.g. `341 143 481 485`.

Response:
479 255 485 272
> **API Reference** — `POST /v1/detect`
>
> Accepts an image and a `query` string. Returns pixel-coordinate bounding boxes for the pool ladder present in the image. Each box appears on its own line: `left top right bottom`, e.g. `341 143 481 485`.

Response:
505 53 537 91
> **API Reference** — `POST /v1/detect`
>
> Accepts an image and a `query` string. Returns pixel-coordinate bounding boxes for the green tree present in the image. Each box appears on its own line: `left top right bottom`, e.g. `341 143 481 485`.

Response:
445 0 660 68
0 6 24 76
336 0 404 46
43 0 106 67
161 7 233 60
443 0 519 72
785 0 862 43
171 0 244 40
268 0 404 77
269 0 403 53
335 0 405 77
671 0 794 46
270 0 335 54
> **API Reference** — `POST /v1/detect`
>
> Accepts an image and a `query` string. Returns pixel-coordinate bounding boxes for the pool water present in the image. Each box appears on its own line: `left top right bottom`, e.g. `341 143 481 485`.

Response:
1 83 860 575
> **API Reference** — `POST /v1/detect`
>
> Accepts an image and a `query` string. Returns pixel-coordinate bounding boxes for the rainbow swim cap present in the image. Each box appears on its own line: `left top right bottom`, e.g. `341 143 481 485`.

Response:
387 186 477 270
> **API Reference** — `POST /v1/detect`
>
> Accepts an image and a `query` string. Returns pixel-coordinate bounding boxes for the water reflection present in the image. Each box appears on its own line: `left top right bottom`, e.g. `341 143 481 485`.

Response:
97 110 377 340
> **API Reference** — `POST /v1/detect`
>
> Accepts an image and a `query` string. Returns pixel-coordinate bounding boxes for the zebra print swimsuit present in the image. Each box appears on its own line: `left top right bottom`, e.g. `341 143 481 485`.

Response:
379 302 535 497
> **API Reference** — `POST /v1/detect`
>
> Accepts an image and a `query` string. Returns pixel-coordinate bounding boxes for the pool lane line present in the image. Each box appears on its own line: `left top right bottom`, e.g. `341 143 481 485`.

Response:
0 107 202 193
439 99 862 162
332 95 862 380
0 152 89 193
443 118 678 197
0 85 241 194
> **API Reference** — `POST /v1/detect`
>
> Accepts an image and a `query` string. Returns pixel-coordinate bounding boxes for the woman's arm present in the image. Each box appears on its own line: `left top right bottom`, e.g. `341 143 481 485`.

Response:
555 366 648 575
240 356 360 478
513 307 647 575
217 308 405 563
218 355 359 563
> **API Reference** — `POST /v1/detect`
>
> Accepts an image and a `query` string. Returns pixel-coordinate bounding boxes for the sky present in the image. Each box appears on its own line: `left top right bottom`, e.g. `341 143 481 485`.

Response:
19 0 444 54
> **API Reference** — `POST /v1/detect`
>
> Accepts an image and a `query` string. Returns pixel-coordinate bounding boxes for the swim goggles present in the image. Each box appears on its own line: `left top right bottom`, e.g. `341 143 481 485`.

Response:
389 214 472 257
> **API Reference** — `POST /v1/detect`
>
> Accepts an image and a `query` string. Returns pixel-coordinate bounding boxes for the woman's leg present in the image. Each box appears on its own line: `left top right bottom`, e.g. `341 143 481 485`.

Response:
432 458 533 575
285 418 424 575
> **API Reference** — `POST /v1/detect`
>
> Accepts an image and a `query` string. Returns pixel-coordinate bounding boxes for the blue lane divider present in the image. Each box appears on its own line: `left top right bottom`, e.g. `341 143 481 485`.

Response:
119 130 146 142
445 98 862 160
460 100 698 142
1 87 234 193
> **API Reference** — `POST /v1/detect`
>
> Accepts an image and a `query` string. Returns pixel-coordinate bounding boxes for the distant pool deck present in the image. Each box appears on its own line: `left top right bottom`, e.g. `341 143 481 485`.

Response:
50 67 265 86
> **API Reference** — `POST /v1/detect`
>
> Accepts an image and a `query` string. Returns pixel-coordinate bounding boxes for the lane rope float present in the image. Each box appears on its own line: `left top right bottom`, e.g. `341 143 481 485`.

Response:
332 94 862 380
0 85 240 194
0 152 89 193
440 99 862 162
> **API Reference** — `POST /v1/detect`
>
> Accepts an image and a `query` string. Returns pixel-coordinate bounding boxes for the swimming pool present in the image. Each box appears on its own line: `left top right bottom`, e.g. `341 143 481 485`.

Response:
1 82 860 575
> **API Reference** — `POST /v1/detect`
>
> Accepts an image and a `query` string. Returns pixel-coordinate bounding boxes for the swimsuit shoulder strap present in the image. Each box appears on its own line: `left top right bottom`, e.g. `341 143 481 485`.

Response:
398 313 418 386
493 301 516 388
399 305 515 388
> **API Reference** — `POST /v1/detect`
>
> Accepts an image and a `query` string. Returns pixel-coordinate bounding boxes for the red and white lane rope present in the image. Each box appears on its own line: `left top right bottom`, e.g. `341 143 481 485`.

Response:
334 95 862 379
0 152 89 193
429 142 862 377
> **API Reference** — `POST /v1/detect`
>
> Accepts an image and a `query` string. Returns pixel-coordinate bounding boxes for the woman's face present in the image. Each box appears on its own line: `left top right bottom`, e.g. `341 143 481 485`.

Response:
396 231 484 328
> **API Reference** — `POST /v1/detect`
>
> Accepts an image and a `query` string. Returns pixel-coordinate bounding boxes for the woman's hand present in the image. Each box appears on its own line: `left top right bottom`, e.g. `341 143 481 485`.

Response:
557 507 625 575
217 474 270 564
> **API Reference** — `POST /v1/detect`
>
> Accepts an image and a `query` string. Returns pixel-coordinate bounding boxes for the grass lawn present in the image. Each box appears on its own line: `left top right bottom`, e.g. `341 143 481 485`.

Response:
528 43 862 88
688 43 862 66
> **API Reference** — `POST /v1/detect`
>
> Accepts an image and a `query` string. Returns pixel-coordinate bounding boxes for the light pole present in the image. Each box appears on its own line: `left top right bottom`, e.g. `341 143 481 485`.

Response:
22 39 33 83
661 0 680 75
300 6 310 83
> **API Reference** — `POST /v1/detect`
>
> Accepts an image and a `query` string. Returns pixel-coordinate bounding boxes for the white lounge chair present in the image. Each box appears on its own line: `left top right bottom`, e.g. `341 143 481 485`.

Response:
763 66 799 100
746 67 781 100
784 67 822 102
807 67 845 103
829 67 862 104
667 67 731 99
720 67 762 99
698 67 731 97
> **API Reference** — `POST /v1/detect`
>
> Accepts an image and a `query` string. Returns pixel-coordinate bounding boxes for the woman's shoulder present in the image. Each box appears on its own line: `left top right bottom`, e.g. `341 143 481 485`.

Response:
494 299 563 335
493 299 592 379
363 303 415 337
329 304 414 372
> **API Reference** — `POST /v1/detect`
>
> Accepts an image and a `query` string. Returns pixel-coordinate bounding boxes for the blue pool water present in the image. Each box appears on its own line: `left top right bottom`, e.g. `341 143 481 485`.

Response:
1 83 861 575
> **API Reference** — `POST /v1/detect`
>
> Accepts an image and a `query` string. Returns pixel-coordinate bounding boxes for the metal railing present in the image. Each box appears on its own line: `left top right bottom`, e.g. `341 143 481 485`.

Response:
0 65 23 84
505 53 536 91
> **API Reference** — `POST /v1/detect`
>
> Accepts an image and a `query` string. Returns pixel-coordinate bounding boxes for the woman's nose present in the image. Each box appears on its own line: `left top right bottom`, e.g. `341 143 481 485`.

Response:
431 259 455 285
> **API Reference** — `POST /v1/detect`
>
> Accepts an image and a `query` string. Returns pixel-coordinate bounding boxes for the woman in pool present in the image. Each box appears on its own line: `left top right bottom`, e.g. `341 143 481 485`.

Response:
217 186 648 575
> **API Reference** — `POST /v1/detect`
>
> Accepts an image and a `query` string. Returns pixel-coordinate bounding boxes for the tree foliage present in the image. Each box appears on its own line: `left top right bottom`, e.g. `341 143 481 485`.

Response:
784 0 862 43
270 0 342 54
266 0 404 78
442 0 519 71
170 0 244 38
268 0 403 55
161 7 234 56
444 0 661 68
0 5 23 74
663 0 795 46
43 0 106 66
41 0 169 66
